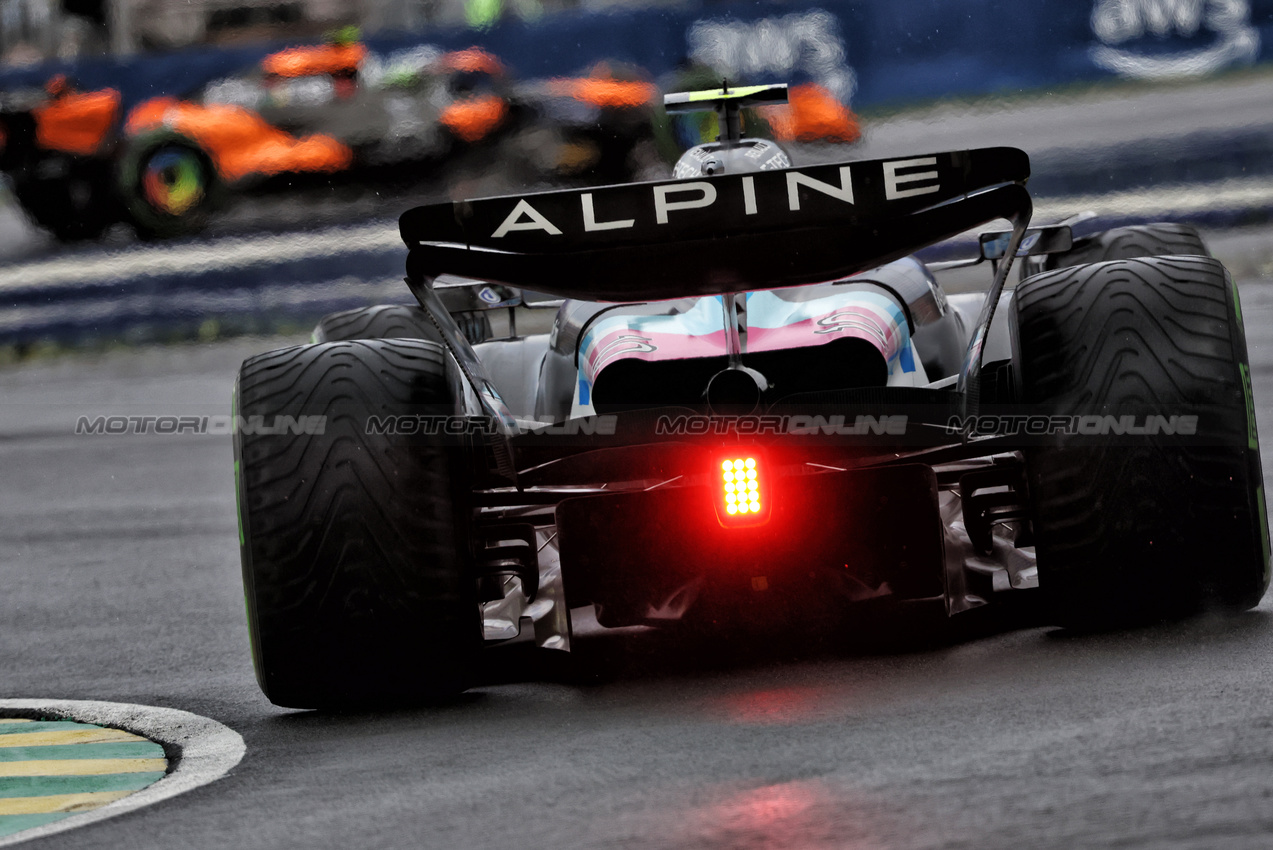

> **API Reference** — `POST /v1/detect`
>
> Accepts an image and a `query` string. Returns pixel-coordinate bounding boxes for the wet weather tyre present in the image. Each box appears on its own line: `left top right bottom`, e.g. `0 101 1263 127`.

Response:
312 304 491 345
118 131 220 240
1011 255 1269 627
1020 222 1208 280
234 339 480 708
312 305 445 344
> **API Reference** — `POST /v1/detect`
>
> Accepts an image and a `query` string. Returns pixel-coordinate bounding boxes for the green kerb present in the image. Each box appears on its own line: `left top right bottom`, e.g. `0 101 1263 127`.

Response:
0 772 164 798
0 742 164 762
0 813 74 838
0 722 102 736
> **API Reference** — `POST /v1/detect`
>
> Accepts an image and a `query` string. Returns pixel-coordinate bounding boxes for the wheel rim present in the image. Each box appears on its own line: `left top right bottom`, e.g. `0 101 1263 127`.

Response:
141 146 206 216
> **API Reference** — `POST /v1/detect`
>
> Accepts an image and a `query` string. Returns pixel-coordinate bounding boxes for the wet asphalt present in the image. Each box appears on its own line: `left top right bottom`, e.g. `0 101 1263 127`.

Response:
3 228 1273 848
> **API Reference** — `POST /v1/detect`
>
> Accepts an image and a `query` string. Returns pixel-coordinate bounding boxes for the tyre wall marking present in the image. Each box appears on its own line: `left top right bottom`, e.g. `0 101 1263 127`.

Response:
1261 486 1271 586
1240 363 1258 450
1233 282 1271 581
0 702 244 848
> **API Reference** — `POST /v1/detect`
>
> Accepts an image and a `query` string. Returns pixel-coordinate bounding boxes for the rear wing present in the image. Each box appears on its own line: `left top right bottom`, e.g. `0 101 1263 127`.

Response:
663 82 790 113
400 147 1031 302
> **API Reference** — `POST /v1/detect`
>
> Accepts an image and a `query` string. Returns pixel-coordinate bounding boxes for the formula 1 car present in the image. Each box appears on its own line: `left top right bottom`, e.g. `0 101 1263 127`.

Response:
1 42 665 241
666 65 860 150
0 74 124 241
234 84 1269 709
123 46 666 238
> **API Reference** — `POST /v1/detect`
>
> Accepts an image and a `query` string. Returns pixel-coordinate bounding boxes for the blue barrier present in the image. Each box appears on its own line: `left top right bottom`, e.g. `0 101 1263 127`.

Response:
1 0 1270 110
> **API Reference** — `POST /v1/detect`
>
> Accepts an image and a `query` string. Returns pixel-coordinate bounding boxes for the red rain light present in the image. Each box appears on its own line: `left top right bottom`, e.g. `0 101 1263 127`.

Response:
716 454 771 526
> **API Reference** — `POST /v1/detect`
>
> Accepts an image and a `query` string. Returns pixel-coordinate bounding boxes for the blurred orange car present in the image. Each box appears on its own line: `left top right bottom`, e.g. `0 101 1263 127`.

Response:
1 43 667 240
763 82 861 144
0 75 124 239
115 45 525 238
665 74 861 152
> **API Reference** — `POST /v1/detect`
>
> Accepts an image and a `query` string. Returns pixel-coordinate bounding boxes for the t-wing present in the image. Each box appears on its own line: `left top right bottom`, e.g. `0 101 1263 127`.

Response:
399 147 1032 302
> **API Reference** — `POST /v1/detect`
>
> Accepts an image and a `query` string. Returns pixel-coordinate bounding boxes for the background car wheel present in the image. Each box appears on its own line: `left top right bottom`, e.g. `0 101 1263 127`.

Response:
235 339 480 708
1020 222 1207 280
119 132 219 240
312 303 491 345
11 159 120 241
1010 255 1269 627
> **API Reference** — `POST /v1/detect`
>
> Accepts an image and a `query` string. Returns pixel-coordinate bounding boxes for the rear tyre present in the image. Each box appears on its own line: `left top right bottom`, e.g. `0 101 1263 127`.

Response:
12 159 120 241
1020 222 1207 280
235 339 480 708
119 131 219 240
1011 255 1269 627
312 304 444 344
312 303 491 345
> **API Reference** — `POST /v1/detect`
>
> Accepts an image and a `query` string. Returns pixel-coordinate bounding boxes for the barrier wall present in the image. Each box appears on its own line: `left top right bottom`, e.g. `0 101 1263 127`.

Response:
1 0 1270 110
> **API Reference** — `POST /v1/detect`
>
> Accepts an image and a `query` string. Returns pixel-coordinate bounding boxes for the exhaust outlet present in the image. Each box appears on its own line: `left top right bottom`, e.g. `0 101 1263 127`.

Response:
705 366 768 415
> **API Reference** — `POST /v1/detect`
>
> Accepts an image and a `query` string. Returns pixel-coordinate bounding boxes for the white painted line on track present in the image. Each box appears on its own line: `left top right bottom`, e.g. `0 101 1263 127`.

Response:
0 700 244 848
0 219 400 292
1034 177 1273 222
0 177 1270 294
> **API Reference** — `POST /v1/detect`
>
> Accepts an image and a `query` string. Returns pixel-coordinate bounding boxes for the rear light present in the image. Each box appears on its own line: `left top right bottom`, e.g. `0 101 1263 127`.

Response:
715 454 771 526
723 458 760 514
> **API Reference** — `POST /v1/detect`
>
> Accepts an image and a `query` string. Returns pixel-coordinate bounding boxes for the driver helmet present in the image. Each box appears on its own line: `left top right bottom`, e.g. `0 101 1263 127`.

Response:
673 138 791 179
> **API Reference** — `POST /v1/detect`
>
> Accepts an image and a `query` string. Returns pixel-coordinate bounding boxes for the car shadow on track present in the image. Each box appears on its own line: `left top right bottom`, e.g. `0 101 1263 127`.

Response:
473 596 1049 688
485 599 1273 686
1040 607 1272 646
260 603 1271 720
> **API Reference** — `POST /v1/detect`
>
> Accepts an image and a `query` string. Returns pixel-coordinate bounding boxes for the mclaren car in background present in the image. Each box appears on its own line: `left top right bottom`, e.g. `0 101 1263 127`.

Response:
0 74 123 241
0 40 668 240
665 65 860 153
233 84 1268 708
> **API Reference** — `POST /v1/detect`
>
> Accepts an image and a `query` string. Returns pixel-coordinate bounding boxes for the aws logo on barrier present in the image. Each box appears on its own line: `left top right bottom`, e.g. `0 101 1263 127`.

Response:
1090 0 1261 78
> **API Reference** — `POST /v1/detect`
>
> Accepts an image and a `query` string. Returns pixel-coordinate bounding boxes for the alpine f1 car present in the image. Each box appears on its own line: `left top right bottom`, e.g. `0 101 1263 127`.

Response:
233 84 1269 709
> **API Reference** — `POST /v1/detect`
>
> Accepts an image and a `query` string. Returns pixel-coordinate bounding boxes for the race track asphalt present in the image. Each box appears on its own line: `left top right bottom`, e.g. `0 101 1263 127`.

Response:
3 235 1273 848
